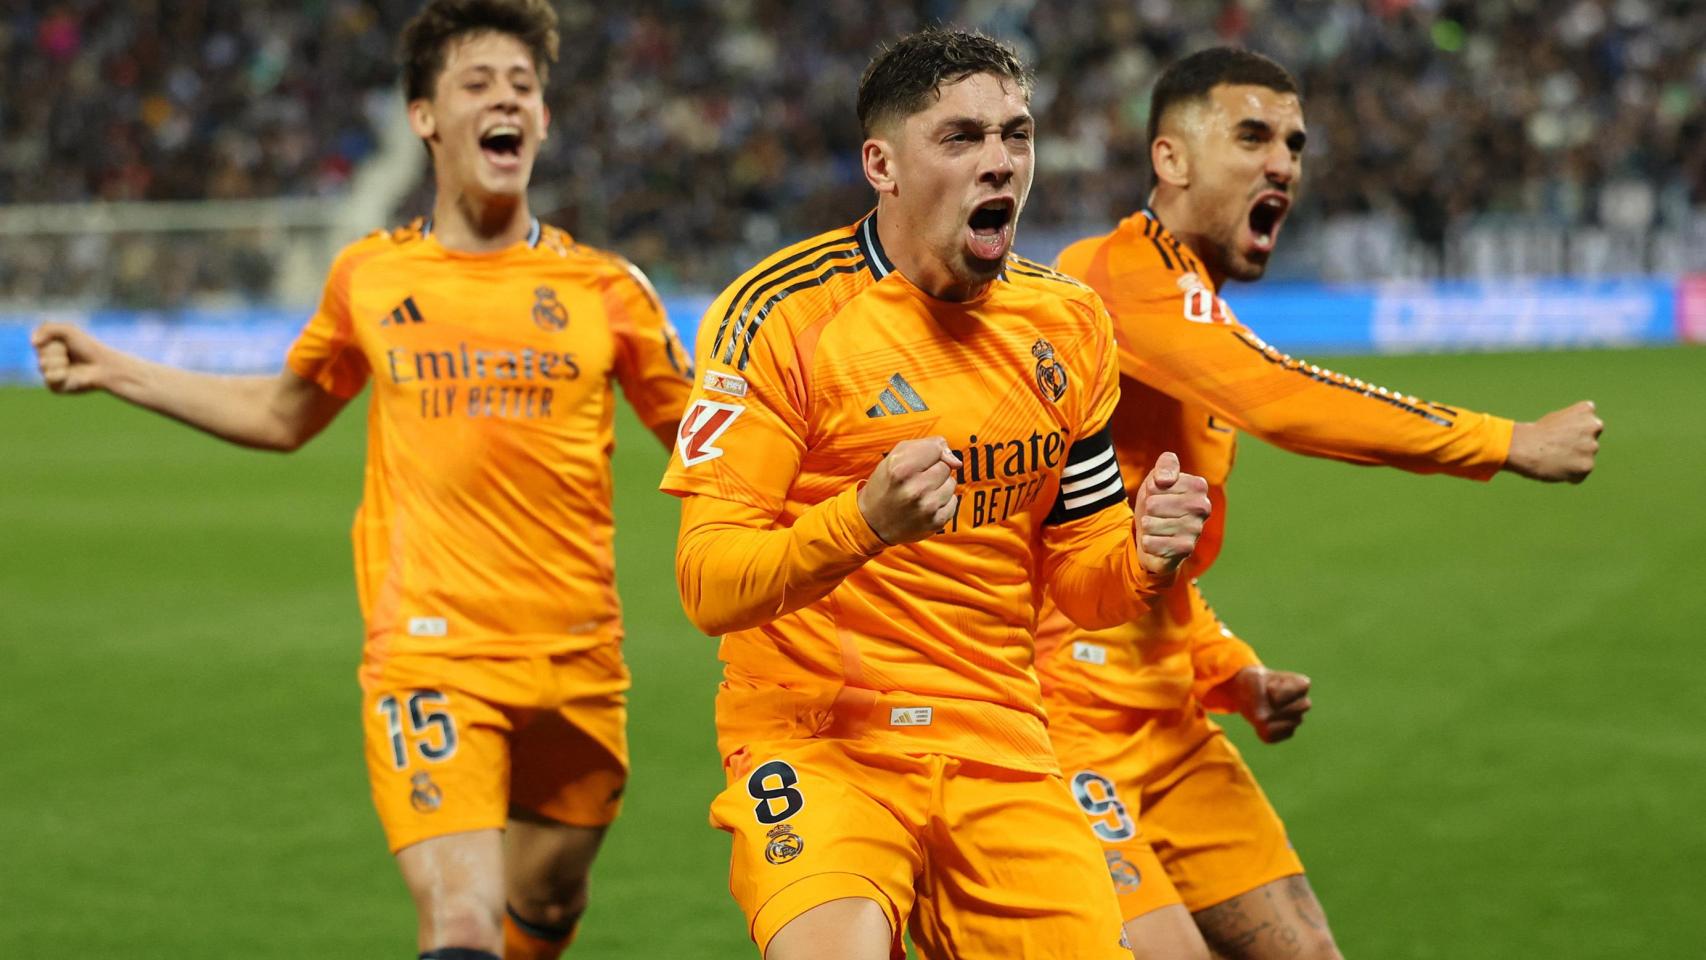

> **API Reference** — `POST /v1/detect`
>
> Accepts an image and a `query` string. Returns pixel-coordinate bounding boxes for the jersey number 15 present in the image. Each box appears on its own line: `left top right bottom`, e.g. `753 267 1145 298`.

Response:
377 690 459 770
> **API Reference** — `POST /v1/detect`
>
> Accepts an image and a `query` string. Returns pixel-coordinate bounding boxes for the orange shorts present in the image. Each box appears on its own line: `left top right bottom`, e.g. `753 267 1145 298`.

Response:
710 738 1130 960
1045 693 1304 920
359 644 630 853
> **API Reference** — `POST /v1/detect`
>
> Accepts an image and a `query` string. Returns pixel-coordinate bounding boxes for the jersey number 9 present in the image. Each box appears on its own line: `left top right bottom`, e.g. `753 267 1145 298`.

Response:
1071 770 1136 842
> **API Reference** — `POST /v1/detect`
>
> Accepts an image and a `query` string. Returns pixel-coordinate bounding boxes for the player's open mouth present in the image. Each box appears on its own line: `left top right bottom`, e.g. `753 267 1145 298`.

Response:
1247 192 1289 254
966 197 1015 262
480 124 524 170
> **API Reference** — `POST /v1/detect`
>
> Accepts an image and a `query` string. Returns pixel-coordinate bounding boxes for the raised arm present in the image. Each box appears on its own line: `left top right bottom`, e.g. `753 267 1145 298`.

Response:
1041 447 1211 631
607 259 695 450
674 436 959 635
1063 242 1601 483
32 323 349 452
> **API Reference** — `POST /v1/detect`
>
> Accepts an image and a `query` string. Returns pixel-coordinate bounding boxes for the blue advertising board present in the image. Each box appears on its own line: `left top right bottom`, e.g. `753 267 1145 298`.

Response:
0 278 1684 384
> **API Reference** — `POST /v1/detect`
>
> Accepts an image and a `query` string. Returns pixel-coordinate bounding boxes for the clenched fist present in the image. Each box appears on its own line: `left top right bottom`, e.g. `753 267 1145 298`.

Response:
858 437 962 545
1131 451 1211 576
1505 400 1602 483
32 323 114 394
1224 665 1313 744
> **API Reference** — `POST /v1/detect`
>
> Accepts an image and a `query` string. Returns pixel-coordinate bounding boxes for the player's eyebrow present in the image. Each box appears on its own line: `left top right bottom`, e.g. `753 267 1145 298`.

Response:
935 113 1033 134
454 63 535 82
1234 117 1307 152
1234 118 1273 139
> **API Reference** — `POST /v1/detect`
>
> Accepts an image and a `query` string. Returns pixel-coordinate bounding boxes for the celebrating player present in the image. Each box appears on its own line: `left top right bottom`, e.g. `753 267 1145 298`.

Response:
31 2 692 958
660 28 1211 960
1040 47 1604 960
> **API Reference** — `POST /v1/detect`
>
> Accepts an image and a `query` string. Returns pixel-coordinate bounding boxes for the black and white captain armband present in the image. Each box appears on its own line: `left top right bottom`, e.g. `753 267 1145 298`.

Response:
1044 425 1127 525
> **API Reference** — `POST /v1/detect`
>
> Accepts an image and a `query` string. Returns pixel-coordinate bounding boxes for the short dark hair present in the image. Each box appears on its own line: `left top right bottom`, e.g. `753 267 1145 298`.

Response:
398 0 560 102
1147 47 1299 147
857 28 1033 137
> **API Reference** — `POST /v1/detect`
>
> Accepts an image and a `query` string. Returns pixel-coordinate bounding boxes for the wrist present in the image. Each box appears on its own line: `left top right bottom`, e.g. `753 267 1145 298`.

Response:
1502 421 1534 475
849 482 894 550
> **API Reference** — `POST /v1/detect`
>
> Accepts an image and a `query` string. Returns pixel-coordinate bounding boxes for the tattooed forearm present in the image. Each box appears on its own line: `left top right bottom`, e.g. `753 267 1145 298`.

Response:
1192 875 1342 960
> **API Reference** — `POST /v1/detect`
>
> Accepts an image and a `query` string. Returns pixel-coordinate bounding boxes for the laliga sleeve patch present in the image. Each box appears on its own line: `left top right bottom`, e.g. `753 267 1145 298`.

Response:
677 398 744 466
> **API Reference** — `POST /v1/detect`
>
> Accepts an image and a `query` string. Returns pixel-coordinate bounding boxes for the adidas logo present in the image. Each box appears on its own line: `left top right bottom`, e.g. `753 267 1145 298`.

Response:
865 373 928 418
379 296 424 326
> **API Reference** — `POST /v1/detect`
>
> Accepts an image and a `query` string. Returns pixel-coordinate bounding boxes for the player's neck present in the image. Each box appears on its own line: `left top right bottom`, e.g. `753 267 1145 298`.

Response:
430 188 533 253
874 203 991 302
1148 193 1227 288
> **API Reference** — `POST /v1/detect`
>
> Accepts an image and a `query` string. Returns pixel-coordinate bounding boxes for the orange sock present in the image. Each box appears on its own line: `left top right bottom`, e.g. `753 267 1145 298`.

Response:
503 905 576 960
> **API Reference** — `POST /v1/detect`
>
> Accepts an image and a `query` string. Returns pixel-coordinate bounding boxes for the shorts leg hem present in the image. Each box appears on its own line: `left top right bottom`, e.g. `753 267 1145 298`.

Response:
750 872 897 955
506 802 622 831
385 817 508 855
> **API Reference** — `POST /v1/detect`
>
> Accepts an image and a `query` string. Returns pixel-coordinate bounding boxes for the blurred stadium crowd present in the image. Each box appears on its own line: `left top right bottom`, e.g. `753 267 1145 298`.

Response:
3 0 1704 304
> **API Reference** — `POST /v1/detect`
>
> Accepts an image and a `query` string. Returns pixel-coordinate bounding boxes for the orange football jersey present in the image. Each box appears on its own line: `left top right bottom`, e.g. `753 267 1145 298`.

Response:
286 218 692 667
1037 209 1515 709
661 213 1162 773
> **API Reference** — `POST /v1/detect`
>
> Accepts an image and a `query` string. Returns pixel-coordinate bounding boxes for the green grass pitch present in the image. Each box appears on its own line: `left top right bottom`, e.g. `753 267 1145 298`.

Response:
2 345 1702 957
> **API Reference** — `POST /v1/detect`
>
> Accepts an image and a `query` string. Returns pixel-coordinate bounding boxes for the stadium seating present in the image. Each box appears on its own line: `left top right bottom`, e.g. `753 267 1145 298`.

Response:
1 1 1702 303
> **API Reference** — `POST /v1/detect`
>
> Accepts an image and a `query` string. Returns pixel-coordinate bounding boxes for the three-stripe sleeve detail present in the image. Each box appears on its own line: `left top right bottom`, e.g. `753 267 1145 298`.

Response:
708 237 864 370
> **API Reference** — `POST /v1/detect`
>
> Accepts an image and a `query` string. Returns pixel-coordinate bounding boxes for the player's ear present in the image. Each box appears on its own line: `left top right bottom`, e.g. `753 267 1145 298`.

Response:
863 138 898 197
407 98 437 142
1152 133 1188 189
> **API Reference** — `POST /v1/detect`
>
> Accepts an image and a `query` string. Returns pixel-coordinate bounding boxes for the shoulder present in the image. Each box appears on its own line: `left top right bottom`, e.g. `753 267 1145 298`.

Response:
1141 217 1209 282
721 223 869 304
701 222 873 370
537 228 665 306
333 218 428 269
318 219 429 305
1006 254 1095 296
1067 213 1219 317
1104 212 1209 285
1002 254 1108 324
1054 229 1114 280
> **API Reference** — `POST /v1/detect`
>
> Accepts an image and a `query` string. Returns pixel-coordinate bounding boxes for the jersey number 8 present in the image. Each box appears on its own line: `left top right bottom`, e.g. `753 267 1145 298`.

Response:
746 760 806 825
377 690 458 770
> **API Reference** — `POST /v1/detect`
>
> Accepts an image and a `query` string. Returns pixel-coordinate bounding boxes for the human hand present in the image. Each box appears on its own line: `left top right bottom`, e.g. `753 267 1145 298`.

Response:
31 323 115 394
1131 452 1210 577
857 436 961 544
1505 401 1602 483
1227 665 1313 744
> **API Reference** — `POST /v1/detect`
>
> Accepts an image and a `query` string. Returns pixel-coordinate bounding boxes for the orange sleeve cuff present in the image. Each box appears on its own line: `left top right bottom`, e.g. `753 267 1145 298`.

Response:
674 486 886 636
1474 415 1517 480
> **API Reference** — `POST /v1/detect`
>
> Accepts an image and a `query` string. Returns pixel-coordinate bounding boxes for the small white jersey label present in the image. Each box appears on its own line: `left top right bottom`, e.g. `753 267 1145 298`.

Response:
889 707 933 727
1071 641 1107 666
408 617 448 637
703 370 749 397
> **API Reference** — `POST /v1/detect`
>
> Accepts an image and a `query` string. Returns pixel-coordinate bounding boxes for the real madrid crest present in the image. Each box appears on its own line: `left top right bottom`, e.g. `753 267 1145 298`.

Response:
764 823 804 865
1105 850 1142 894
1032 338 1068 403
409 771 442 813
532 285 569 331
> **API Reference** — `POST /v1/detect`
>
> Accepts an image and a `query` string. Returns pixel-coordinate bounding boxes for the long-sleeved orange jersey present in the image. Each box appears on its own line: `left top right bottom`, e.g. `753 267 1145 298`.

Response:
661 213 1165 774
286 218 692 668
1036 209 1514 710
